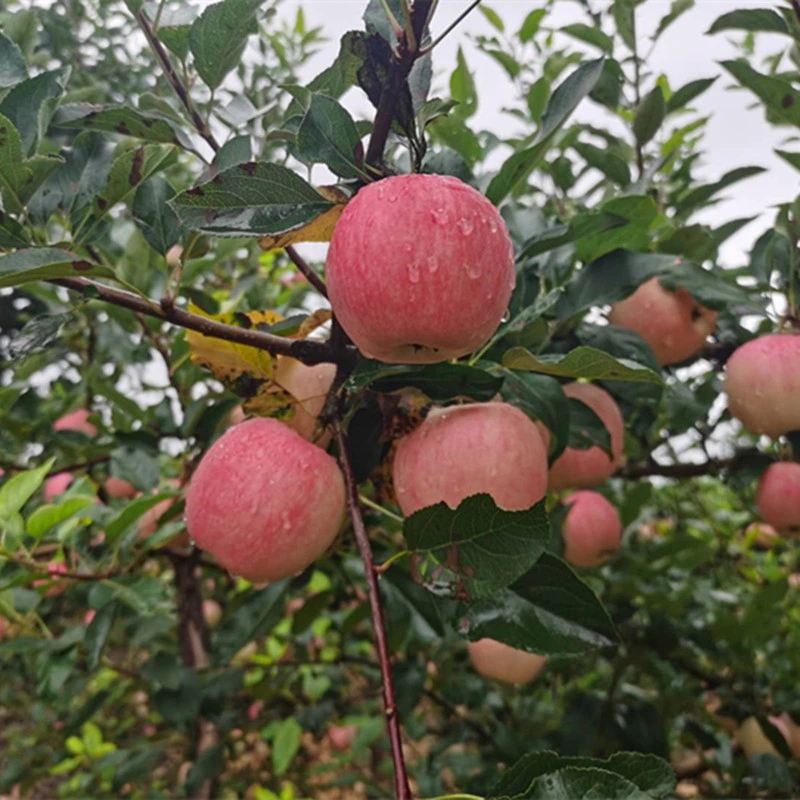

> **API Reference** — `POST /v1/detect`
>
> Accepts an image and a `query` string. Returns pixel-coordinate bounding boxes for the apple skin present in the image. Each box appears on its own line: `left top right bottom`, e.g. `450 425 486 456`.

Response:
327 724 358 751
326 174 516 364
724 334 800 438
562 491 622 568
53 409 97 437
467 639 547 685
546 383 625 492
273 357 336 443
392 402 548 515
608 277 718 365
756 463 800 533
185 418 346 583
104 476 137 499
44 472 74 502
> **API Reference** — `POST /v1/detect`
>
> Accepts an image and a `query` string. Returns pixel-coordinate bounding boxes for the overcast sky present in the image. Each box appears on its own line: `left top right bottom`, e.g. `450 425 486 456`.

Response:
279 0 797 266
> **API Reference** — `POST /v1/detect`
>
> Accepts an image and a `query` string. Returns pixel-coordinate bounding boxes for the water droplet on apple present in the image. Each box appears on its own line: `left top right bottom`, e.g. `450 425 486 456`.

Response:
427 255 439 274
466 261 483 280
486 291 495 301
457 216 475 236
430 207 448 226
489 220 498 233
377 183 386 199
408 263 420 284
387 192 399 202
501 308 511 323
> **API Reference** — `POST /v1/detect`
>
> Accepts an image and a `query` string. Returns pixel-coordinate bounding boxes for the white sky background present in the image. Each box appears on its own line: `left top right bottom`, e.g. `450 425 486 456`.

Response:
280 0 798 267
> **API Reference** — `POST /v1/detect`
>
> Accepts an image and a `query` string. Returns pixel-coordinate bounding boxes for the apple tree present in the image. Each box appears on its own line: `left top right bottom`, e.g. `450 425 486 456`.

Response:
1 0 800 798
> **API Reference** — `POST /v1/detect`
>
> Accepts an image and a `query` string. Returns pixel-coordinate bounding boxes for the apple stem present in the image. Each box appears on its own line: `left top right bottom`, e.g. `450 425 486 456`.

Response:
335 421 412 800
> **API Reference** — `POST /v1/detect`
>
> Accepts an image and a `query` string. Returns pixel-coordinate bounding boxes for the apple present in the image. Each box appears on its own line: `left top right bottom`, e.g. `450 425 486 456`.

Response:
327 724 358 751
561 491 622 568
737 716 783 759
44 472 74 502
392 402 548 515
273 357 337 443
724 334 800 438
744 522 780 549
546 383 625 492
138 479 183 540
186 418 346 583
467 638 547 685
756 463 800 533
607 277 717 365
326 174 516 364
104 476 137 499
202 599 222 629
53 409 97 437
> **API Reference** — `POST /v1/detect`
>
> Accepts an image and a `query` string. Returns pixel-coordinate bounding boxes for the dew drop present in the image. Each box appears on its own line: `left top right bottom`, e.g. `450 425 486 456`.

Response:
430 207 448 226
489 219 499 234
457 216 475 236
377 183 386 199
387 192 399 203
466 261 483 280
408 263 420 284
486 291 495 302
427 255 439 274
501 308 511 323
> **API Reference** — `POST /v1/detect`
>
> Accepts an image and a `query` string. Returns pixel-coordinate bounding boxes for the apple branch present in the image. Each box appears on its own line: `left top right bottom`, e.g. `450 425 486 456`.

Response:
285 245 328 298
334 421 411 800
618 454 743 480
52 277 347 366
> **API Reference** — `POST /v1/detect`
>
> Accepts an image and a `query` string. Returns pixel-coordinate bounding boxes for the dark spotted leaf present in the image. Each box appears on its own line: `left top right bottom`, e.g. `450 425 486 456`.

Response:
0 248 116 289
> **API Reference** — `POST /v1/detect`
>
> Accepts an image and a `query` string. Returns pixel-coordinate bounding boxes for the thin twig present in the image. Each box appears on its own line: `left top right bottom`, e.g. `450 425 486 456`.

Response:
286 245 328 298
421 0 482 55
52 277 347 366
334 420 411 800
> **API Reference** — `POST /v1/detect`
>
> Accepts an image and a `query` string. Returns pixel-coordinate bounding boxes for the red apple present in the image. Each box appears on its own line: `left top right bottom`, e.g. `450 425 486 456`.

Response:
561 490 622 568
725 334 800 438
546 383 625 492
104 476 137 499
273 357 336 443
467 638 547 685
608 277 717 365
186 418 346 583
327 724 358 751
44 472 74 502
326 174 516 364
756 463 800 533
53 409 97 437
138 479 183 540
392 402 548 515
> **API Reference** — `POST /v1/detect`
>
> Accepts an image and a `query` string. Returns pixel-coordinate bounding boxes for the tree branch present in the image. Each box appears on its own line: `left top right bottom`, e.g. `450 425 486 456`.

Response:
52 277 347 366
334 421 411 800
135 10 220 155
286 245 328 298
618 455 738 480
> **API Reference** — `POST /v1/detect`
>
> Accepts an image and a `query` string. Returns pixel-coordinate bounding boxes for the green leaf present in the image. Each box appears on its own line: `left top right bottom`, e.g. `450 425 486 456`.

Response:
189 0 262 90
459 553 619 656
776 149 800 172
653 0 694 41
158 5 199 60
0 67 70 155
0 31 28 90
677 165 765 215
721 60 800 128
0 112 30 213
519 9 547 42
519 767 652 800
666 76 717 114
104 493 178 541
347 360 503 401
633 86 665 146
574 142 631 186
271 718 302 776
708 8 788 35
295 93 363 179
487 58 604 204
8 312 71 361
170 162 334 237
613 0 635 50
186 745 225 795
26 497 94 540
484 49 521 80
52 104 194 149
561 24 614 53
479 5 505 32
132 176 182 256
214 135 252 171
363 0 403 42
527 77 551 124
0 248 116 290
403 494 550 599
568 396 612 454
382 568 447 649
84 602 117 670
494 751 676 799
503 346 664 385
0 459 55 518
110 444 159 492
450 47 477 119
111 750 162 791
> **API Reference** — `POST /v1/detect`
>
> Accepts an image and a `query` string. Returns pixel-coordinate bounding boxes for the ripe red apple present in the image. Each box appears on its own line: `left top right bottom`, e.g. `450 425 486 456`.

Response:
273 357 336 443
104 476 137 499
545 383 625 492
725 334 800 438
607 277 717 365
202 599 222 629
467 639 547 685
186 418 346 582
53 409 97 437
561 490 622 568
44 472 74 502
756 463 800 533
138 480 182 540
326 174 516 364
392 402 548 515
327 724 358 751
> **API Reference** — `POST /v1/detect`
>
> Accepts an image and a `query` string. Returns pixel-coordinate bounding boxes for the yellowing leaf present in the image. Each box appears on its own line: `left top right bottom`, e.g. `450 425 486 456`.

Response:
258 185 349 252
295 309 332 339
